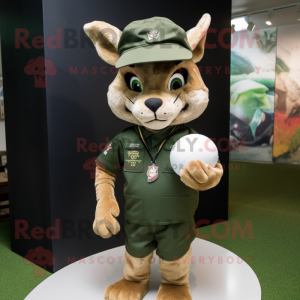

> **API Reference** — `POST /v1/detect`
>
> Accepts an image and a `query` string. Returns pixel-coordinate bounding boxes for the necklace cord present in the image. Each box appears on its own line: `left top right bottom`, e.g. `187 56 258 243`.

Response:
138 125 178 164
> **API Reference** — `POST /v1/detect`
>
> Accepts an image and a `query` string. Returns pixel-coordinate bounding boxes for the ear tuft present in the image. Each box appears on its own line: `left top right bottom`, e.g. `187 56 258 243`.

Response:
84 21 122 66
187 14 211 63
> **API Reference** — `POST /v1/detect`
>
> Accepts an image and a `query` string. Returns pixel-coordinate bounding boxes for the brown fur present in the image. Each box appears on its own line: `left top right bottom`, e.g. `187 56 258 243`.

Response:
187 14 211 63
107 59 209 130
123 251 153 284
84 21 122 66
104 251 153 300
180 161 224 191
160 247 192 285
94 167 120 238
156 247 193 299
156 283 192 300
104 279 149 300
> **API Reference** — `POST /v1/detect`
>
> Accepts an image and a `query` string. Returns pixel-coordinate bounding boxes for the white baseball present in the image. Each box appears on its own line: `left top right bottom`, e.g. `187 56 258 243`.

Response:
170 134 219 175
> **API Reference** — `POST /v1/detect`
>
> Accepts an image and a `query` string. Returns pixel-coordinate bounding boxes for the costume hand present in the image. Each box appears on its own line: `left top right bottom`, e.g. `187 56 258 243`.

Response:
180 160 223 191
93 198 120 239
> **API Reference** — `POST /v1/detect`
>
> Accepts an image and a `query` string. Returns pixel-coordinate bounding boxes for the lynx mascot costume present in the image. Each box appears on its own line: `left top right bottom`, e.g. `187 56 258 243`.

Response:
84 14 223 300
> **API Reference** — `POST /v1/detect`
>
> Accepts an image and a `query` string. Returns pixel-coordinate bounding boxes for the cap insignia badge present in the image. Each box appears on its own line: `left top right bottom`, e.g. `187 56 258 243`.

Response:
147 29 159 40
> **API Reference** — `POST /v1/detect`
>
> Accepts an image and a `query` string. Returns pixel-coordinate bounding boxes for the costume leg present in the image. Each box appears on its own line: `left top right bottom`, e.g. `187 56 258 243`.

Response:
104 251 153 300
156 247 192 300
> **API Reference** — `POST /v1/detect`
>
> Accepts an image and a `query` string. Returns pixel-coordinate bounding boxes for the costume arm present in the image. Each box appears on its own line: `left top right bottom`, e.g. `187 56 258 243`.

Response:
93 166 120 238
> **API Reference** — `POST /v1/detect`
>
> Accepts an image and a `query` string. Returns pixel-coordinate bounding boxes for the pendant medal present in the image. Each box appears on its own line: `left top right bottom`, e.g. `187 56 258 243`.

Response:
147 164 159 183
138 125 178 184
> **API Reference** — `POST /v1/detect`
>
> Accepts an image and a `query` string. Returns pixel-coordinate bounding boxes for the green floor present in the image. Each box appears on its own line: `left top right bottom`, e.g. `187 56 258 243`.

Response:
199 161 300 299
0 161 299 299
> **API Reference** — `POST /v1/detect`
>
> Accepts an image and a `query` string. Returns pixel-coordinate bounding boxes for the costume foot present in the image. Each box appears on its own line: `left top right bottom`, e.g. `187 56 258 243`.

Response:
105 278 149 300
156 283 192 300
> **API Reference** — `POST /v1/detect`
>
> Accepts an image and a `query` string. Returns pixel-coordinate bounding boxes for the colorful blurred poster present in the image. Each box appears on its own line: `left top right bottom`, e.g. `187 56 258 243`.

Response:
230 28 277 162
273 24 300 164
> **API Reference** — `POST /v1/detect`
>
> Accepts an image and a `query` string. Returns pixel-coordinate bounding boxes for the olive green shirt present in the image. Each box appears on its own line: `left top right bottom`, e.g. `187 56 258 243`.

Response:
96 125 199 225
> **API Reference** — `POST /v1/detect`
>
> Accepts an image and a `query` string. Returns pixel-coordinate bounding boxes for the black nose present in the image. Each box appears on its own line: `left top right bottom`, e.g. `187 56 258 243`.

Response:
145 98 163 113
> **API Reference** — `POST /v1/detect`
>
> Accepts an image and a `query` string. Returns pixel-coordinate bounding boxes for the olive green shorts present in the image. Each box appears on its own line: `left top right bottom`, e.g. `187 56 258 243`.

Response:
125 218 196 261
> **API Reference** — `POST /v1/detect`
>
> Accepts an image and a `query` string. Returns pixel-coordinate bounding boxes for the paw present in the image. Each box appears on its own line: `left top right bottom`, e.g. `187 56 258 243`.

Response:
105 278 149 300
156 283 192 300
180 160 223 191
93 218 120 239
93 199 120 238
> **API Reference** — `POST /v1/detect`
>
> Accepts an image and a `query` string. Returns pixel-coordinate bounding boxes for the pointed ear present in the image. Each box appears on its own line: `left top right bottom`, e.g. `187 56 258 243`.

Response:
187 14 211 63
84 21 122 66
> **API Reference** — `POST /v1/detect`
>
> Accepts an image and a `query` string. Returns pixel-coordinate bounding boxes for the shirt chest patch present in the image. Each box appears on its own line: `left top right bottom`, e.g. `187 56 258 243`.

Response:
126 150 142 167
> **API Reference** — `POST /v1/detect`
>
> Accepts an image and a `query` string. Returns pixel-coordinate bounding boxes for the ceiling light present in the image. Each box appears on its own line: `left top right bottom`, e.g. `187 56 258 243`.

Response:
231 17 248 31
266 10 274 25
247 21 256 30
231 24 235 33
247 14 256 31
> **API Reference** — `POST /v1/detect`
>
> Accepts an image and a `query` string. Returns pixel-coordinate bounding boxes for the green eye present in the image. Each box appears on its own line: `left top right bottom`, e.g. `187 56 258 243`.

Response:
168 73 185 90
130 76 142 92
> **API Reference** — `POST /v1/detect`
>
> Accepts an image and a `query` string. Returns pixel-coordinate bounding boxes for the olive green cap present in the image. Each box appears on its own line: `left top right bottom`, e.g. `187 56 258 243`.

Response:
116 17 192 68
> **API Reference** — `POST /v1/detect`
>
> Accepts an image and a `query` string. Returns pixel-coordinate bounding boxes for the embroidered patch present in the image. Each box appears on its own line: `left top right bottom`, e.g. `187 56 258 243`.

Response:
125 150 142 167
147 29 159 40
103 143 112 155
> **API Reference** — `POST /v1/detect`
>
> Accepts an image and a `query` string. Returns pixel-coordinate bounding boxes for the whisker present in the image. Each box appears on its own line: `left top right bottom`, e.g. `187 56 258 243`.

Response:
173 92 181 103
125 95 134 104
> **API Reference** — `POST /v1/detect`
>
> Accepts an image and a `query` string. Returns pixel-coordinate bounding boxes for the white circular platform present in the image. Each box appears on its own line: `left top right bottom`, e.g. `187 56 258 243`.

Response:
25 239 261 300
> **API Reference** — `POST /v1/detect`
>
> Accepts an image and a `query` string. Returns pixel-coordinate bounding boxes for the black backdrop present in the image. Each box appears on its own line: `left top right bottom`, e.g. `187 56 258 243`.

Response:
0 0 231 272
